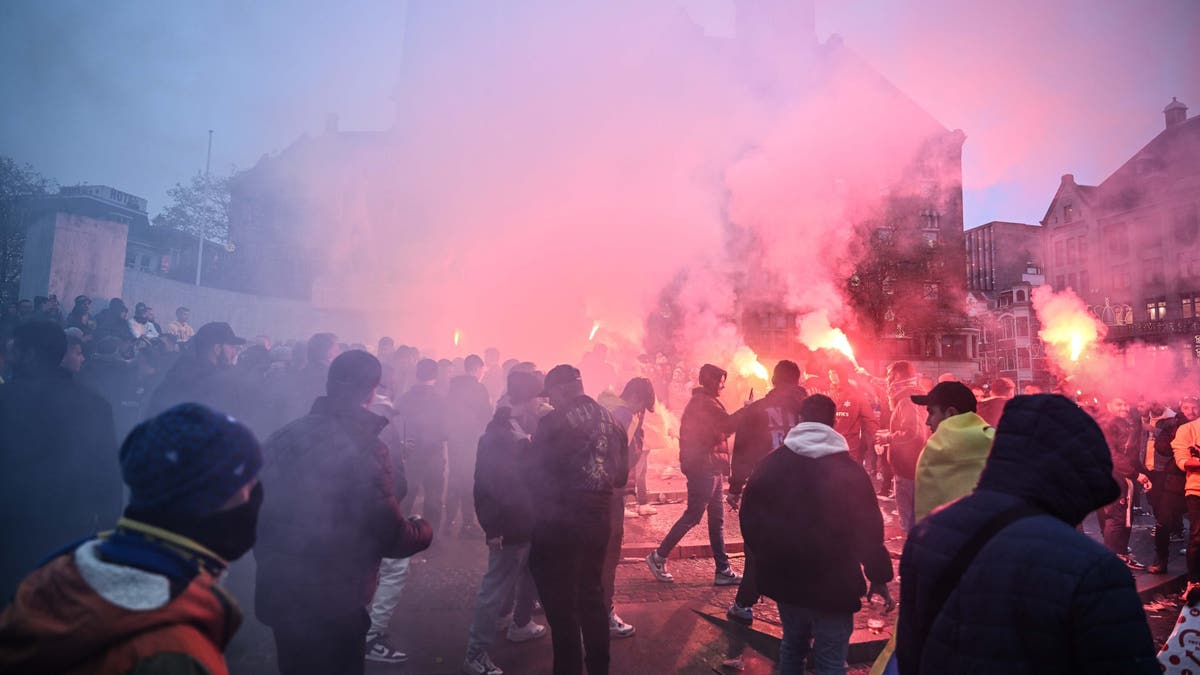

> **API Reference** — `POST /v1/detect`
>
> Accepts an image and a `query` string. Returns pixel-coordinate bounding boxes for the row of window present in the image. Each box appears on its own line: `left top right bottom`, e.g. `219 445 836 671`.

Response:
1052 235 1089 267
1143 293 1200 321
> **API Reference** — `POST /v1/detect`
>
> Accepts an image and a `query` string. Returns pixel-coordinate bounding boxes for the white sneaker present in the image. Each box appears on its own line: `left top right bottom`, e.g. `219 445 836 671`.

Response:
636 504 658 516
646 550 674 582
463 652 503 675
609 610 636 638
506 620 547 643
364 633 407 664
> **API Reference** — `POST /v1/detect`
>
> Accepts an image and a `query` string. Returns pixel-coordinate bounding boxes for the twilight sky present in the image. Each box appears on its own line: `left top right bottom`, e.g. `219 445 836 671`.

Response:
1 0 1197 229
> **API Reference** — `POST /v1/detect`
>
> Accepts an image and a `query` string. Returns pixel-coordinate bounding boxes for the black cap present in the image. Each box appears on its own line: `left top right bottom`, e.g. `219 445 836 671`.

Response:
540 364 582 396
911 381 977 413
193 322 246 349
327 350 382 391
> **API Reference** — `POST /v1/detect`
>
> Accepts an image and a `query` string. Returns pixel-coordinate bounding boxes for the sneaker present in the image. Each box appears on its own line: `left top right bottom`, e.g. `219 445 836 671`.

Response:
637 504 658 516
506 620 547 643
720 656 746 671
646 551 674 582
365 634 408 664
463 652 504 675
714 567 742 586
1118 554 1146 571
726 603 753 625
609 610 636 638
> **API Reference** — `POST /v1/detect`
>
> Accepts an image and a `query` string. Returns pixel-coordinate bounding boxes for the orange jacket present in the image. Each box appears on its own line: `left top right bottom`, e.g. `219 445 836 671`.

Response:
0 540 239 675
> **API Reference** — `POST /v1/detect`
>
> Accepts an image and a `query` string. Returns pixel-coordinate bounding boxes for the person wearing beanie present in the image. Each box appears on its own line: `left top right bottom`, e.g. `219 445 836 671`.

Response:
0 321 119 599
647 362 747 586
0 404 263 675
394 357 450 532
255 350 433 675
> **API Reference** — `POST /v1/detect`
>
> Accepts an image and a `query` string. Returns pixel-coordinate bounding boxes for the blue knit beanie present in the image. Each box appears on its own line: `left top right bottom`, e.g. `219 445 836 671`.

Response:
120 403 262 520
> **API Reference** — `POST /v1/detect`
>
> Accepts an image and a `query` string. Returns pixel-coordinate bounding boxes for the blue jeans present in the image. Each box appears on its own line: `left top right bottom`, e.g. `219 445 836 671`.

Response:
656 471 729 570
466 542 537 658
895 476 915 532
776 603 853 675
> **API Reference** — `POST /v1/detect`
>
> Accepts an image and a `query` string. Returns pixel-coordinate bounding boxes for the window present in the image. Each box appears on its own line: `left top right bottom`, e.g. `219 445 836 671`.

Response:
874 228 894 244
1018 348 1031 369
125 254 136 268
1079 271 1090 294
1001 317 1015 340
1017 317 1030 337
1067 273 1077 290
1064 203 1075 223
1054 241 1065 266
1015 290 1026 303
1106 224 1129 257
1147 297 1167 321
922 283 940 300
1066 238 1078 264
922 231 939 248
921 209 940 230
1184 292 1200 319
139 255 152 272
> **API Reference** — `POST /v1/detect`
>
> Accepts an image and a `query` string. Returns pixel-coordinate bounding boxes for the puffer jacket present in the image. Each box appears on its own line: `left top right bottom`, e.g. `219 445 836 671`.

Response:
896 395 1158 675
678 387 744 475
254 396 432 625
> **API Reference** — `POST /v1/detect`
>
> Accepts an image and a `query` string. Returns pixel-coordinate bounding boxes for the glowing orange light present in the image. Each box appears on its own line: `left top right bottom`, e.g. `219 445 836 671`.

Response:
798 311 859 367
588 321 600 341
453 330 461 347
732 345 769 381
1033 287 1105 365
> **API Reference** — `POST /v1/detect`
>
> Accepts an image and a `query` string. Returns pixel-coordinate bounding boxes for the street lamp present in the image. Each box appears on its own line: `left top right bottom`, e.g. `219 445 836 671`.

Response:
196 129 213 286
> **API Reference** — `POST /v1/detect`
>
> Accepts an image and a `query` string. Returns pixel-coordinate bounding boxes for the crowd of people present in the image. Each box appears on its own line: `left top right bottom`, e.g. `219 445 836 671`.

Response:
0 292 1192 674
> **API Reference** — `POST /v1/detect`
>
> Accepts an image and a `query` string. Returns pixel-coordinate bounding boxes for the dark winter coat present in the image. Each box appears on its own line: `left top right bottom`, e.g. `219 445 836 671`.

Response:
678 387 744 476
474 408 536 544
896 394 1158 675
254 396 433 624
1100 413 1144 483
146 355 236 418
729 384 807 496
445 375 492 458
267 364 329 435
0 365 120 600
394 383 448 462
740 423 892 613
77 354 143 439
529 394 628 524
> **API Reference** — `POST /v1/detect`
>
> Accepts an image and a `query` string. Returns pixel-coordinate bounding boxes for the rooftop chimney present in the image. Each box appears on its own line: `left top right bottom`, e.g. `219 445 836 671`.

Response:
1061 173 1075 185
1164 97 1187 129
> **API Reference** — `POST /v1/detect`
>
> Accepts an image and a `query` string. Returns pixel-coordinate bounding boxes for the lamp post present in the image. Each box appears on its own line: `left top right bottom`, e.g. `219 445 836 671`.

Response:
195 129 213 285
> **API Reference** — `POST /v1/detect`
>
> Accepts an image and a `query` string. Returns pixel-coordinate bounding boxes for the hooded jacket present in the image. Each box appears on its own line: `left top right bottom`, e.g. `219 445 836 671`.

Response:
254 396 432 625
678 384 744 476
1171 418 1200 496
913 412 994 522
896 395 1157 675
740 423 893 613
0 539 238 675
474 408 536 544
887 378 928 480
729 384 808 496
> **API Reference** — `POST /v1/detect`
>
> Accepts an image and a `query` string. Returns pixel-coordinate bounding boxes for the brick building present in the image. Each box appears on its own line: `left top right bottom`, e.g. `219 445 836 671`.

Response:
1041 98 1200 365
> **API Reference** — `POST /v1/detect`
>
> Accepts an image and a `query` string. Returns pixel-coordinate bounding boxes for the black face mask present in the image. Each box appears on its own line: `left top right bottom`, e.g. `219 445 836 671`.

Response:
184 483 264 562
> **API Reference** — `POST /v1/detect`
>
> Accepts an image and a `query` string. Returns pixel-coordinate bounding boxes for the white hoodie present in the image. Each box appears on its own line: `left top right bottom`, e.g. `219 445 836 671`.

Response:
783 422 850 459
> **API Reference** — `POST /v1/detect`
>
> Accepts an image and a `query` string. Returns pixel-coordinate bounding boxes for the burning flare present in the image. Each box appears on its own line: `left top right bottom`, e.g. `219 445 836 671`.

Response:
588 321 600 341
453 330 462 347
732 345 769 381
1032 287 1105 364
798 311 859 367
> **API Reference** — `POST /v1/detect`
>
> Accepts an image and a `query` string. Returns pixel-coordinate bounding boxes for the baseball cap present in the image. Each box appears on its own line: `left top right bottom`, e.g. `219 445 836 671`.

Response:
193 321 247 348
911 381 977 413
540 364 582 396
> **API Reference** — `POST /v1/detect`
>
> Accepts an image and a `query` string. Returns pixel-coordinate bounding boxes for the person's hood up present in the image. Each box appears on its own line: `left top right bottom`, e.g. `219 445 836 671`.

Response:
0 541 238 673
783 422 850 459
914 411 994 521
976 394 1120 526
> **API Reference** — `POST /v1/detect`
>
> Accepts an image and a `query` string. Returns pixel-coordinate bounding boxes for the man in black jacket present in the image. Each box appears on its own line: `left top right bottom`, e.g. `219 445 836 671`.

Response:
254 350 433 675
463 371 548 675
647 363 746 585
146 321 246 417
445 354 493 537
528 365 628 675
725 360 807 625
1147 396 1197 573
740 394 893 675
1097 397 1153 569
0 321 120 599
896 395 1158 675
396 358 449 532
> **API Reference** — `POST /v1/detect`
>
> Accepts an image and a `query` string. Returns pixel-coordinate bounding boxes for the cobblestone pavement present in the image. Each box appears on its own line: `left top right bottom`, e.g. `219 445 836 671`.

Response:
223 491 1181 674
